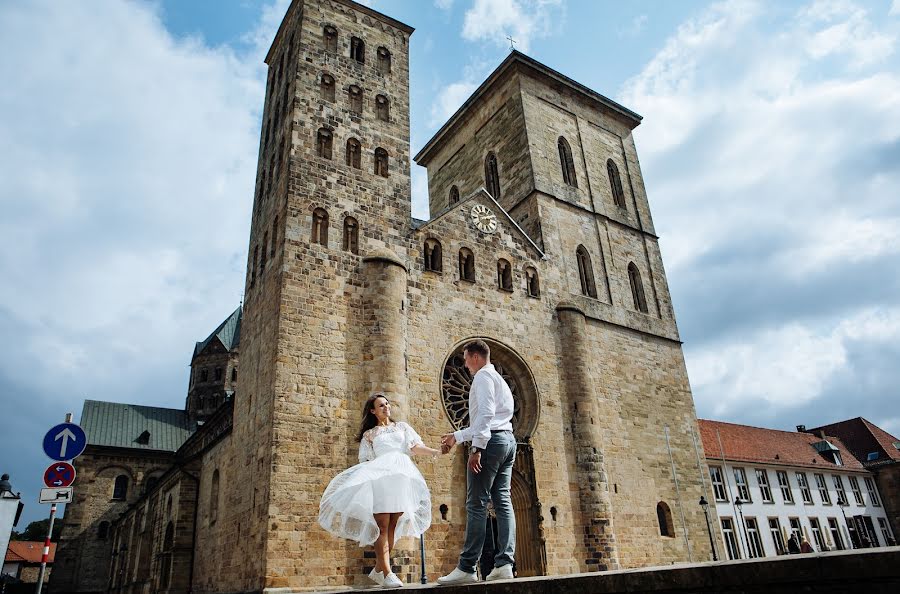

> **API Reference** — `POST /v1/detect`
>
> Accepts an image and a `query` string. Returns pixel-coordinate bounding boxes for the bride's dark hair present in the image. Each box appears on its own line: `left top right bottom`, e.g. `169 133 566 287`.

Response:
357 392 390 441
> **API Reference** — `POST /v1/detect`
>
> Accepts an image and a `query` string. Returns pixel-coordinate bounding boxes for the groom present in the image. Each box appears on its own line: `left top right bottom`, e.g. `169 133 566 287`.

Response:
438 340 517 583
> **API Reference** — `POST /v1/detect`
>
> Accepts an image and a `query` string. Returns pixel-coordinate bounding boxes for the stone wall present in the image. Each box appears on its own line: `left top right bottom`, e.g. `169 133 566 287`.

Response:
874 463 900 541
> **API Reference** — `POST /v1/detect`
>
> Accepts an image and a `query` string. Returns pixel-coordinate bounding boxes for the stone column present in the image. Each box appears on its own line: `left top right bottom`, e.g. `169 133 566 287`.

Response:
362 248 409 417
556 302 619 571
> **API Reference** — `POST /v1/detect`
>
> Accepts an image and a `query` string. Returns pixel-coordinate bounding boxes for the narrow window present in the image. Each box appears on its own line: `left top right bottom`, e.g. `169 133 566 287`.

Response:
576 245 597 298
497 259 513 291
424 238 442 272
745 517 764 557
348 85 362 113
628 262 649 313
864 477 881 506
608 159 626 209
734 467 751 502
797 472 813 504
525 266 540 298
320 73 335 102
250 245 258 287
833 475 848 506
710 465 728 502
231 367 237 382
98 521 110 540
458 248 475 282
350 36 365 63
112 475 129 501
484 152 500 200
271 216 278 260
769 517 786 554
849 476 864 505
260 231 268 271
312 208 329 246
721 517 741 560
345 137 361 169
376 46 391 74
656 502 674 537
316 128 333 160
828 517 845 550
210 470 220 525
374 148 389 177
343 216 359 255
810 517 826 551
449 185 460 206
160 522 174 589
323 26 338 53
558 136 577 187
815 473 831 504
375 94 390 121
214 367 223 381
756 469 773 503
777 470 794 504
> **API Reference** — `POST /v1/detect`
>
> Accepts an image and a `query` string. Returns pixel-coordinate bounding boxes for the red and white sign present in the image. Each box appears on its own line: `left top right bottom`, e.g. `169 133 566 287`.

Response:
43 462 76 488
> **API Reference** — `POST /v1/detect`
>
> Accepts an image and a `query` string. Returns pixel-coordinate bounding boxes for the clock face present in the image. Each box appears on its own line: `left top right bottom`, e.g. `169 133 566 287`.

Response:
470 204 498 234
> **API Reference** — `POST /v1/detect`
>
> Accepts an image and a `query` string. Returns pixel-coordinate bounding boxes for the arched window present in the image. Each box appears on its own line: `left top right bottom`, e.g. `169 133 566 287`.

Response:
112 475 129 501
271 216 278 259
345 137 361 169
311 208 329 246
576 245 597 298
449 185 460 206
348 85 362 113
558 136 577 187
323 26 338 53
377 47 391 74
628 262 649 313
143 475 159 494
210 470 220 525
484 152 500 200
231 367 237 382
424 238 443 273
350 36 365 63
374 148 389 177
458 248 475 282
607 159 626 209
343 216 359 255
316 128 332 160
375 94 390 121
97 521 110 540
320 73 335 102
657 502 674 537
260 231 268 271
497 259 513 291
525 266 540 297
250 244 258 287
160 521 175 589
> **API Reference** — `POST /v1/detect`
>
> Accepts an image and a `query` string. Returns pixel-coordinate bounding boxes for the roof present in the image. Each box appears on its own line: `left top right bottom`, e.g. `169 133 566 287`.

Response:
81 400 195 452
5 541 56 564
414 51 642 166
810 417 900 466
699 419 866 472
193 307 242 358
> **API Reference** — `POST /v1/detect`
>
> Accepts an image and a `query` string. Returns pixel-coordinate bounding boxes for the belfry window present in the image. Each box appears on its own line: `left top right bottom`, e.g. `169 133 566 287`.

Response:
576 245 597 298
558 136 577 187
377 47 391 74
323 26 338 52
484 152 500 200
525 266 540 297
374 148 389 177
346 138 361 169
312 208 329 246
628 262 649 313
458 248 475 282
608 159 626 209
376 94 390 121
348 85 362 113
343 216 359 255
424 239 443 273
350 37 365 63
320 73 335 102
449 185 460 206
316 128 333 160
497 259 513 291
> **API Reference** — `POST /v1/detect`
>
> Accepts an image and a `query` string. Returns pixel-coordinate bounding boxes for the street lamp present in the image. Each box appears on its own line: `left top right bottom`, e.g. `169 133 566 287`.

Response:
699 496 718 561
734 498 751 558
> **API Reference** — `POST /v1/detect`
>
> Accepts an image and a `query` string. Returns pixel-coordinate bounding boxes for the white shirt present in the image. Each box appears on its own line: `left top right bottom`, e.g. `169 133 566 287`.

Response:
453 363 514 450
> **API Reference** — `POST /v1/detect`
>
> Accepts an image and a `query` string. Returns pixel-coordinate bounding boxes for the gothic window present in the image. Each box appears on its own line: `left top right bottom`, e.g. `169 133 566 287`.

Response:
525 266 540 297
316 128 333 160
144 474 158 493
231 368 237 382
375 94 390 121
350 36 365 63
160 521 174 589
628 262 649 313
97 521 110 540
449 185 460 205
320 73 335 102
607 159 626 209
250 244 258 287
377 46 391 74
312 208 329 246
343 216 359 255
112 475 129 501
345 137 361 169
424 238 442 272
260 231 268 270
210 469 220 525
497 259 513 291
576 245 597 298
484 152 500 199
657 502 674 537
374 148 389 177
558 136 577 187
323 26 337 53
271 216 278 259
458 248 475 282
348 85 362 113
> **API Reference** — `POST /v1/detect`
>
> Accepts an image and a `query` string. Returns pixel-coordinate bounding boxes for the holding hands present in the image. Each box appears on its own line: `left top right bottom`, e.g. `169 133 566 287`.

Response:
441 433 482 473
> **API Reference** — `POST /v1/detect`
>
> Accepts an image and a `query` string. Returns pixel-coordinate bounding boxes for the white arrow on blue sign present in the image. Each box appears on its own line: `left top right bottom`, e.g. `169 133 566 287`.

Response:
42 422 87 461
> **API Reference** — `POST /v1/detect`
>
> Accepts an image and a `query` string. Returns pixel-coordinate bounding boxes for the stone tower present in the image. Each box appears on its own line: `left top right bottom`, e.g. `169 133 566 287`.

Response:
185 306 241 422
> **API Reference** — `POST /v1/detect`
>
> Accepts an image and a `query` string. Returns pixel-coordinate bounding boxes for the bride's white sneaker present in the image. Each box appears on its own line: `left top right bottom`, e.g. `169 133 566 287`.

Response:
436 567 478 585
368 568 385 586
382 572 403 588
485 564 514 581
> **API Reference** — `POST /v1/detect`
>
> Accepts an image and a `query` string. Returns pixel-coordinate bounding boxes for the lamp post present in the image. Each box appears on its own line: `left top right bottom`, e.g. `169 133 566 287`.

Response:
698 496 718 561
734 497 751 558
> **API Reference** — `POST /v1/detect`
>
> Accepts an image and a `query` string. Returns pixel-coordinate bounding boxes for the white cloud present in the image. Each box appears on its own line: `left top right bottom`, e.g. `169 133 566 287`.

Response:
891 0 900 16
461 0 565 51
429 80 479 127
435 0 455 11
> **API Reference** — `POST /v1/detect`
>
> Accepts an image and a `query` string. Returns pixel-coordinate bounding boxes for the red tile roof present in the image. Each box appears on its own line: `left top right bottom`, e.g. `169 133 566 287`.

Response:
698 419 867 472
810 417 900 466
5 541 56 564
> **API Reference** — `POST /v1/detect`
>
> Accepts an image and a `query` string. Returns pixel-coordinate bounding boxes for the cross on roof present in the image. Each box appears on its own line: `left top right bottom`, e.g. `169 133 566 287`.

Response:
506 35 517 51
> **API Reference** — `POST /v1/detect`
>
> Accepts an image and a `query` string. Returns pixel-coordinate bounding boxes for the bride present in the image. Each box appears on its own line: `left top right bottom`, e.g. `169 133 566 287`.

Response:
318 393 442 588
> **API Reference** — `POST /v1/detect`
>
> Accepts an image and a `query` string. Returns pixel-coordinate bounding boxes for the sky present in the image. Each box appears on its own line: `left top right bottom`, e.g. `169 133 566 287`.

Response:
1 0 898 527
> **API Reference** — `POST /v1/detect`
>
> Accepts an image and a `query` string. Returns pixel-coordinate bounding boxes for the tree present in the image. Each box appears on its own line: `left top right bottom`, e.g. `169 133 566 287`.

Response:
10 518 62 541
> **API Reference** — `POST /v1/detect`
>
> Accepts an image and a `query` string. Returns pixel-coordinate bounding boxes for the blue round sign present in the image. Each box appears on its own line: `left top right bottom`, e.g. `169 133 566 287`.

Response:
42 422 87 461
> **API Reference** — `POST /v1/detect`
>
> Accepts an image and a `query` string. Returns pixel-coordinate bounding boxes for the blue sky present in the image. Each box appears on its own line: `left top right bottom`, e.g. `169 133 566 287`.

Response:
1 0 899 527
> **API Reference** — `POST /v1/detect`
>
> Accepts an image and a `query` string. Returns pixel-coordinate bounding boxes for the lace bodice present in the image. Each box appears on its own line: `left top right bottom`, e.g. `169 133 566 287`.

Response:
358 422 423 463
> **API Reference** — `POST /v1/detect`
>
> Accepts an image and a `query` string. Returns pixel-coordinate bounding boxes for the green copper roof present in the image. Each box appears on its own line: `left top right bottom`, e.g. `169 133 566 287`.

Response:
80 400 195 452
193 306 242 357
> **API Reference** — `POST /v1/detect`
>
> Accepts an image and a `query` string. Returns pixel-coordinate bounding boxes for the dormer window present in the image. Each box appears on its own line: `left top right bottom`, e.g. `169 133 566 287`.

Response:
136 430 150 445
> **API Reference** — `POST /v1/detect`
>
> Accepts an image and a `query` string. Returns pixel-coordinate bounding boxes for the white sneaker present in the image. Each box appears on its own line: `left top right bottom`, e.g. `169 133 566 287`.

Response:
437 567 478 585
382 572 403 588
486 564 514 581
368 568 385 586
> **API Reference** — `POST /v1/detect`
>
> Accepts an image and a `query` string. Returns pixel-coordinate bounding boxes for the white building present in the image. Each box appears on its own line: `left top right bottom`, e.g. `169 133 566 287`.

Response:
699 420 894 560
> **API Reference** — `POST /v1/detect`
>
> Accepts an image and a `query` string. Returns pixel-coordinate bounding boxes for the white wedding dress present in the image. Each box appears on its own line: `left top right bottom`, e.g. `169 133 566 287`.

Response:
318 421 432 546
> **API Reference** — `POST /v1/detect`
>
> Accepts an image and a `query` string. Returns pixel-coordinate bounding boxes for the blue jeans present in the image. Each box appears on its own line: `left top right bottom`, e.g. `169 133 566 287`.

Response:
458 431 516 573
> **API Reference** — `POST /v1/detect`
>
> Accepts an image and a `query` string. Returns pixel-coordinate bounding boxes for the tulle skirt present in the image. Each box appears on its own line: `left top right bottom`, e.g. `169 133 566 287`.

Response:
318 450 431 546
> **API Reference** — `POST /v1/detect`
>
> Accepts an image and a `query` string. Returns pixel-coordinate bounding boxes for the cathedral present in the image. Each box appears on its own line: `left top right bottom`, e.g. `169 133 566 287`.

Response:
50 1 715 592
